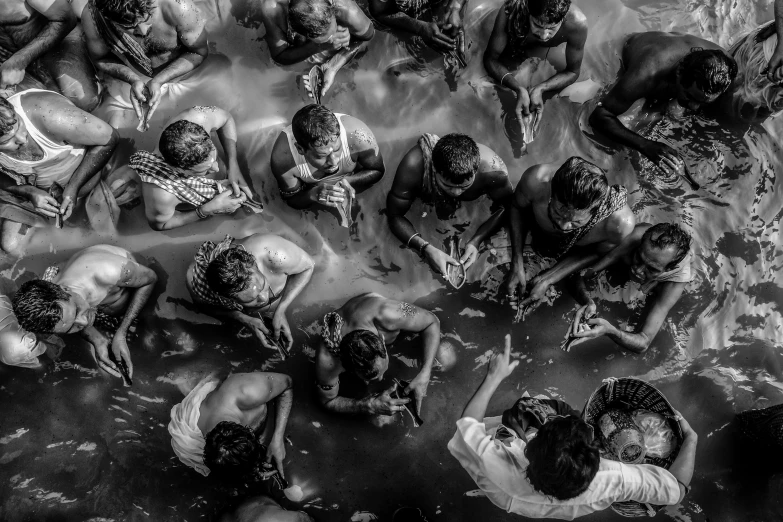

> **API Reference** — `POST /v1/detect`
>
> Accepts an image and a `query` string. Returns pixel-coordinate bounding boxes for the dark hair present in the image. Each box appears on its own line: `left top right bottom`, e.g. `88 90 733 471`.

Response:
205 248 256 298
338 329 386 378
431 134 481 184
525 416 601 500
677 49 738 97
203 421 263 481
288 0 336 39
550 157 609 210
159 120 214 169
291 104 340 149
642 223 692 270
528 0 571 24
95 0 155 26
0 97 17 138
12 280 70 333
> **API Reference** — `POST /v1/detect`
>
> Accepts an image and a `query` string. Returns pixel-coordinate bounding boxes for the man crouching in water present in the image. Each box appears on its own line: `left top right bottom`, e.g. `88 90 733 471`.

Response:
12 244 157 379
316 292 450 418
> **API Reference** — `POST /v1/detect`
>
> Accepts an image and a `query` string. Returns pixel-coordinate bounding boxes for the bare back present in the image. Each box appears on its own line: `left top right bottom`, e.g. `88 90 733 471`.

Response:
54 245 135 309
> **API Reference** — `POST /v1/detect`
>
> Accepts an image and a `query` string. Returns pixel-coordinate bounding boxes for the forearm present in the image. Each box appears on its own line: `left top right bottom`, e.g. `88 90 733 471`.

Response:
0 183 36 198
533 70 579 94
377 12 428 35
66 138 118 196
274 268 313 316
417 323 440 376
150 208 203 230
388 214 423 247
216 124 238 167
272 41 324 65
322 395 373 415
468 208 505 247
11 20 74 67
272 388 293 441
776 0 783 38
151 51 206 85
605 323 650 354
96 60 145 84
462 374 502 420
324 38 368 72
589 107 651 153
508 206 528 271
115 283 154 337
80 325 107 345
667 434 698 501
538 252 600 287
570 274 593 305
344 168 383 192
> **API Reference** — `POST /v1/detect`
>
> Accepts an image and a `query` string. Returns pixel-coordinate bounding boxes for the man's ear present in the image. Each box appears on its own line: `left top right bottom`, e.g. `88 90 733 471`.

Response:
294 143 306 156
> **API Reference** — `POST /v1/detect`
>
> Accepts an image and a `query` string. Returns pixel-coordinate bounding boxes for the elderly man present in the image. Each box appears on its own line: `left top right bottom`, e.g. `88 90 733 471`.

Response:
11 244 157 380
449 335 698 518
387 132 513 277
0 89 119 256
484 0 587 139
260 0 374 101
271 104 384 225
186 233 314 355
0 0 99 111
589 33 736 180
81 0 209 129
569 223 693 354
316 292 449 419
503 156 634 311
169 372 292 480
129 105 256 231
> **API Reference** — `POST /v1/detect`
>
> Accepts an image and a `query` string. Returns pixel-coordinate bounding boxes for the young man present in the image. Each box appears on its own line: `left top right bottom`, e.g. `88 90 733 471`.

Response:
130 105 253 231
186 234 314 354
81 0 209 129
589 33 736 178
484 0 587 131
270 104 384 221
386 133 513 276
449 335 699 518
369 0 467 55
11 244 157 380
0 0 100 111
260 0 374 100
503 156 634 310
0 89 119 256
570 223 693 354
315 292 447 418
169 372 293 479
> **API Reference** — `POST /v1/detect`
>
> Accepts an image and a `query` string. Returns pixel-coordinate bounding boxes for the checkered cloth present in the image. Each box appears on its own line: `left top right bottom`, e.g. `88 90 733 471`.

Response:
130 150 222 207
89 0 153 77
190 235 243 311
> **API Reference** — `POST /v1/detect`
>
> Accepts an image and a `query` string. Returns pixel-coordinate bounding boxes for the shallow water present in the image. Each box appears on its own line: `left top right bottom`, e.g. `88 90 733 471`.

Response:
1 0 783 520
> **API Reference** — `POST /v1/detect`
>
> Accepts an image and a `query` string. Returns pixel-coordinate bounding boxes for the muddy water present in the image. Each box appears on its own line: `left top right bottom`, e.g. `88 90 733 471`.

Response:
1 0 782 520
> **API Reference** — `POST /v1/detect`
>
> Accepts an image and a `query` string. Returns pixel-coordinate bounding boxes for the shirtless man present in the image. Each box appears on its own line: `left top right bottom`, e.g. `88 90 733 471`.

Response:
316 293 446 418
81 0 208 128
369 0 467 55
386 133 513 276
503 156 634 311
169 372 293 480
186 234 314 354
11 244 157 379
484 0 587 125
219 496 313 522
129 105 253 231
0 0 99 111
589 33 736 178
0 89 119 256
260 0 374 100
270 104 384 221
569 223 692 353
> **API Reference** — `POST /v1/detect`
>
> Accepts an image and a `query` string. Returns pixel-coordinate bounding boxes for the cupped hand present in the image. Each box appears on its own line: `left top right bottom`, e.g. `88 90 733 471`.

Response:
130 81 147 123
422 22 455 52
202 190 246 215
93 339 122 378
514 86 531 122
572 317 612 339
572 301 597 336
313 181 346 208
369 383 410 416
29 189 60 218
643 141 685 177
516 276 550 311
244 315 277 351
227 162 253 199
503 268 526 310
460 243 479 269
0 56 26 89
404 372 430 416
60 185 78 222
487 334 518 381
423 245 460 277
111 333 134 378
272 311 292 351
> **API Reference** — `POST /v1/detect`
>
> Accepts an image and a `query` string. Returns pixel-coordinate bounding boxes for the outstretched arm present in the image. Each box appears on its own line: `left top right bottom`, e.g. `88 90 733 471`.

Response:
149 0 208 86
462 335 517 420
464 162 513 266
502 170 535 308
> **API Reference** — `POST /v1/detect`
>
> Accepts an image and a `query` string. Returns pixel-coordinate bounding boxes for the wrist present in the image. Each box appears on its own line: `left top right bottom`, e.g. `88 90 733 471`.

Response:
363 397 377 414
196 205 211 219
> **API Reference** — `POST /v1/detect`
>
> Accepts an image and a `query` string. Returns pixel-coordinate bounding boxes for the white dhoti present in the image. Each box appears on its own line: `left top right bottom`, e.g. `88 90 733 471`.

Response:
168 376 221 476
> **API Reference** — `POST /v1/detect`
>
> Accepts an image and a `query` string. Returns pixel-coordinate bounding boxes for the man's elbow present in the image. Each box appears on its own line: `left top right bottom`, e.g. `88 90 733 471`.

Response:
106 128 120 149
148 218 169 231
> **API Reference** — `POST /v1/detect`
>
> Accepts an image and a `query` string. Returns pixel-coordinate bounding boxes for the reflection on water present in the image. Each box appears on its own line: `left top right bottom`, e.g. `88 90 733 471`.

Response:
1 0 783 521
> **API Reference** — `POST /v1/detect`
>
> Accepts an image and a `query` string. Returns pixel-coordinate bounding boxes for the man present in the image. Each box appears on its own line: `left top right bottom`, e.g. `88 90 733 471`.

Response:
260 0 374 101
11 244 157 380
387 133 513 277
503 156 634 311
186 233 314 355
569 223 692 354
219 496 313 522
0 293 64 368
81 0 209 129
589 32 736 178
271 104 384 222
315 292 447 418
0 89 120 256
169 372 292 480
484 0 587 135
0 0 100 111
130 105 254 231
448 334 699 518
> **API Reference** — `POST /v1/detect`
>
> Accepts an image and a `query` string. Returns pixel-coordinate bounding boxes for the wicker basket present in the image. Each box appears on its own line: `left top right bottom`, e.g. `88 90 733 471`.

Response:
582 377 684 517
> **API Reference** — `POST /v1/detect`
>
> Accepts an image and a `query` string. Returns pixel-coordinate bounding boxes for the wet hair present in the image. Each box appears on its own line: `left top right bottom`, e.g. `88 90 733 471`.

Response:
338 329 386 379
528 0 571 25
642 223 692 270
0 98 17 138
525 416 601 500
12 280 70 333
95 0 155 26
289 0 336 39
677 49 738 97
431 134 480 184
291 104 340 150
203 421 263 481
159 120 214 169
205 248 256 298
550 157 609 210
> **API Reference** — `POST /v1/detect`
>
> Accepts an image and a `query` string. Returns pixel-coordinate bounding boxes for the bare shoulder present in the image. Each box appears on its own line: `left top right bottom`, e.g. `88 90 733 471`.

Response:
478 144 508 174
566 4 588 35
142 182 180 206
260 0 287 18
604 204 636 240
518 163 553 200
271 131 295 173
161 0 202 23
341 114 374 136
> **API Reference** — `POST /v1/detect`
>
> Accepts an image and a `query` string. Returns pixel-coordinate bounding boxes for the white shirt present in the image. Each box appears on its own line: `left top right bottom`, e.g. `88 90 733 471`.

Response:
447 416 681 520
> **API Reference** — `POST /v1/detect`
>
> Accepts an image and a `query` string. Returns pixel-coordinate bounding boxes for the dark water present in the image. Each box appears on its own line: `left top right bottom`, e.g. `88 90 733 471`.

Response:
1 0 783 520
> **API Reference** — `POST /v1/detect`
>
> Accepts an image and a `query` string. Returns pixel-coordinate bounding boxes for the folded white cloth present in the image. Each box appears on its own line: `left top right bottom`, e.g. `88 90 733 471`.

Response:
168 376 220 476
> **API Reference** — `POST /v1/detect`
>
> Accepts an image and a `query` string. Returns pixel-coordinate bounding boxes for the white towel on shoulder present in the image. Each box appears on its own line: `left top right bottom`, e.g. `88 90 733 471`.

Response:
168 376 220 476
